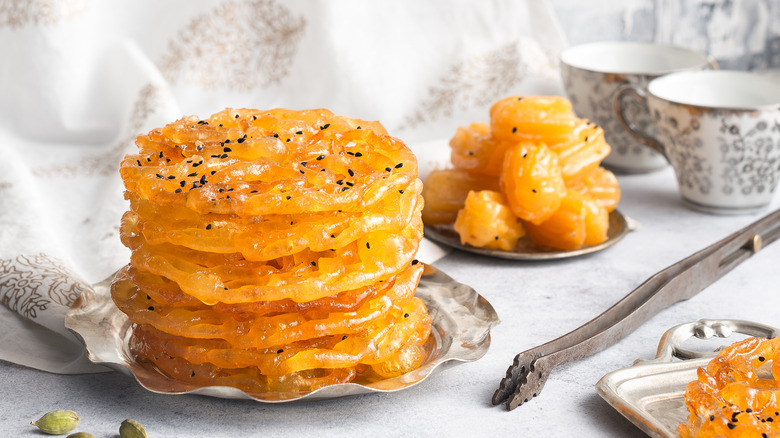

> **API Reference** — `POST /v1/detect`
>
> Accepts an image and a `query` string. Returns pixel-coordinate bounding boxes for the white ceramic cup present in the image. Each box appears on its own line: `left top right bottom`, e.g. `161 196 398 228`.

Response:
560 42 716 173
616 70 780 215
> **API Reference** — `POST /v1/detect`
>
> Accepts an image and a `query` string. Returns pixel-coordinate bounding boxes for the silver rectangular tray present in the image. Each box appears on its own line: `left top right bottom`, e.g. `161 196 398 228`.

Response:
596 319 780 438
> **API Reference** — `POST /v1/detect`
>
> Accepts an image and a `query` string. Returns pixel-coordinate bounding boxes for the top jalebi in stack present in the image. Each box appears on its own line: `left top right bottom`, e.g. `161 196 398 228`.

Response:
422 96 621 251
113 108 431 393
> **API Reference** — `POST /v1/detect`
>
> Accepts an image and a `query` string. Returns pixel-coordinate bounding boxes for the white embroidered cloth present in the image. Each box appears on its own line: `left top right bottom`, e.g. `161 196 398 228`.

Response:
0 0 567 374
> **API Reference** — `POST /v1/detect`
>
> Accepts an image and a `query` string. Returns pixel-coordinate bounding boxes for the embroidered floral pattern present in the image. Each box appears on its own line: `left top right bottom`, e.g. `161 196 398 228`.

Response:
34 83 163 178
158 0 305 91
0 253 87 319
0 0 85 28
400 39 558 130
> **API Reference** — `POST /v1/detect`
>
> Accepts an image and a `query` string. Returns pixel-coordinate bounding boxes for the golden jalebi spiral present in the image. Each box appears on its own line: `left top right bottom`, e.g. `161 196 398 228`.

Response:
113 108 432 393
679 336 780 437
425 95 619 251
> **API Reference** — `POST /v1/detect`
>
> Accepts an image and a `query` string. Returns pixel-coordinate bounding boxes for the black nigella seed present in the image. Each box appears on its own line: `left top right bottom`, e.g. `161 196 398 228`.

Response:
316 155 325 160
223 147 232 152
237 138 245 143
759 356 766 361
342 335 347 340
354 152 362 157
273 133 279 138
532 189 538 193
385 167 391 172
136 160 142 166
175 188 182 193
296 130 303 135
250 190 258 193
211 171 216 175
225 139 231 143
235 114 239 118
147 306 154 311
395 163 403 168
412 259 419 265
156 173 164 179
404 313 409 318
206 224 212 230
320 123 330 130
366 242 371 249
301 162 307 166
336 180 343 185
187 172 197 177
180 181 186 187
277 349 283 354
167 175 175 179
286 196 292 200
341 187 349 191
512 127 517 133
348 169 354 176
197 144 204 151
220 154 228 159
399 190 404 194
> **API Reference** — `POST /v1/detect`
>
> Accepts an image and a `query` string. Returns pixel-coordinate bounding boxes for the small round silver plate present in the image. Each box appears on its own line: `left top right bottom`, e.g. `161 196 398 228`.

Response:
424 209 630 261
65 265 499 402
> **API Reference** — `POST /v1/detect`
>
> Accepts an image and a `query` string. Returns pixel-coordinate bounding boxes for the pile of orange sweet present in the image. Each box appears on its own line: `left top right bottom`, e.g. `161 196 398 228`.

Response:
423 96 620 251
679 336 780 437
113 108 431 393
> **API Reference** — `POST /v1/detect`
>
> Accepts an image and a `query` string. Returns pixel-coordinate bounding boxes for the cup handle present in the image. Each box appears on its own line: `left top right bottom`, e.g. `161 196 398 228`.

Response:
613 85 667 157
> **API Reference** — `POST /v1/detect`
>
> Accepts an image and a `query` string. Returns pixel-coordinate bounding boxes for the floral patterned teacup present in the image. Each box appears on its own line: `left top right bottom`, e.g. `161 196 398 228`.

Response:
616 70 780 215
560 42 716 174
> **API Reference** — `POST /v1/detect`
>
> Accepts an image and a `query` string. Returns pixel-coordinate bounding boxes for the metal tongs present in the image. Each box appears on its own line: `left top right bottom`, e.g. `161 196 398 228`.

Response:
492 208 780 411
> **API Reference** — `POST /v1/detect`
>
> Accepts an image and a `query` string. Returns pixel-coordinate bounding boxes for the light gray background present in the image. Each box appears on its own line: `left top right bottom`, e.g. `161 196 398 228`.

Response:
550 0 780 70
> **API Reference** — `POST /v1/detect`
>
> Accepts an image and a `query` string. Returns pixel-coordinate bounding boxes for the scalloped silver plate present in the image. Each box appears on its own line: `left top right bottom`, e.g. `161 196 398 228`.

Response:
596 319 780 437
65 264 499 402
424 209 631 260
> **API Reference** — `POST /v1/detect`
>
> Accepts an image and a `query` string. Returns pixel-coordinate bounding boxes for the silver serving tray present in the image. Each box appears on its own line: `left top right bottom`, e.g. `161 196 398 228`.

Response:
65 265 499 402
596 319 780 437
424 209 632 260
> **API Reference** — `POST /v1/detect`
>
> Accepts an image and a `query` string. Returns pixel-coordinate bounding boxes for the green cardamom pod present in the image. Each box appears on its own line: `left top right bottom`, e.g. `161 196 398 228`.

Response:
67 433 95 438
30 410 80 435
119 419 149 438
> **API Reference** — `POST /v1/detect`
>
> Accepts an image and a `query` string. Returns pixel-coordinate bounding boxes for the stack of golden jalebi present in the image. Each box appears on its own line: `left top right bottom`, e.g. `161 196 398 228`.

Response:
114 108 431 393
422 95 620 251
679 336 780 437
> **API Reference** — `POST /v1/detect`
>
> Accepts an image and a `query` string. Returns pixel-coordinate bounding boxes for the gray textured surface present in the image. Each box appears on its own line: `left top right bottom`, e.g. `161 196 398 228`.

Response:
3 166 780 437
550 0 780 70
